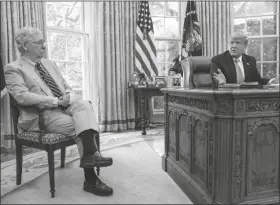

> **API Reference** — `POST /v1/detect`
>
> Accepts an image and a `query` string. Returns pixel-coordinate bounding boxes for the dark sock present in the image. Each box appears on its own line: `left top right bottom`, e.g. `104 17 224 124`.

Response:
84 168 97 184
78 129 98 156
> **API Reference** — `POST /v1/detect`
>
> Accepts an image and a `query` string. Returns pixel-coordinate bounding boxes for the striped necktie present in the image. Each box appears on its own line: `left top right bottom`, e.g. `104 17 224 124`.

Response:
233 59 245 84
35 62 63 98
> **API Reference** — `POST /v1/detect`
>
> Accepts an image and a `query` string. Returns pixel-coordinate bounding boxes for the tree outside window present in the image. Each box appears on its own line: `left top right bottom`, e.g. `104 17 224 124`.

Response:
233 1 279 79
46 1 88 98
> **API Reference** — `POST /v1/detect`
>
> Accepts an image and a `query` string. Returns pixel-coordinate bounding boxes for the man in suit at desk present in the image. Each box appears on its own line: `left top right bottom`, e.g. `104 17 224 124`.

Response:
210 32 279 85
4 27 113 196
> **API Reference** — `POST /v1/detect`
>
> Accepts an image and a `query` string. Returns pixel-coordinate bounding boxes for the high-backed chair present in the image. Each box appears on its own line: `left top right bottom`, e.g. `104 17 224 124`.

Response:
181 56 214 89
9 95 100 198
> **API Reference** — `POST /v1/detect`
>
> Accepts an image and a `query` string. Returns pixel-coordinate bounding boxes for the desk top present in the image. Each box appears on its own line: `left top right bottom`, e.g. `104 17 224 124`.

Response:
161 87 279 98
128 86 163 90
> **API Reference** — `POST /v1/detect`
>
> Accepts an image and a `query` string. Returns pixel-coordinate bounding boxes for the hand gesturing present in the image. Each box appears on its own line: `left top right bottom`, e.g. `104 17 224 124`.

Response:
213 69 226 85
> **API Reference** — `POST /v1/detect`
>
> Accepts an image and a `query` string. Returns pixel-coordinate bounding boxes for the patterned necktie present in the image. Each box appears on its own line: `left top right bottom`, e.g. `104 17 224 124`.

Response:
35 62 62 98
234 59 245 83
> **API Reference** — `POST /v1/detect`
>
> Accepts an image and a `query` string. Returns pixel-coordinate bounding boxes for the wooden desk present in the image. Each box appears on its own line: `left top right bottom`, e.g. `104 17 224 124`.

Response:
161 87 279 204
131 87 164 135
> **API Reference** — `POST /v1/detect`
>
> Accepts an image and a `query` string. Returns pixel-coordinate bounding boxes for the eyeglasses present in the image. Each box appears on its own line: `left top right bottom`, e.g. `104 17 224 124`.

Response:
31 39 46 46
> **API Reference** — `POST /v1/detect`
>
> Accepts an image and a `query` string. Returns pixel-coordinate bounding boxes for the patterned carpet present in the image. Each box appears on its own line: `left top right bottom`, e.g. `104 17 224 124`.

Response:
1 128 164 197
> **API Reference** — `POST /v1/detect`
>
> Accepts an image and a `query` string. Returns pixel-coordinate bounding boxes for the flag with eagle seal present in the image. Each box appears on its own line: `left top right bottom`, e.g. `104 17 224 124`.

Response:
181 1 202 59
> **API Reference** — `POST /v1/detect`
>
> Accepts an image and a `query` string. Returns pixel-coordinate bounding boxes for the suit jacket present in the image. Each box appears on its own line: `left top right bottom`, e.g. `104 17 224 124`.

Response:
210 51 269 85
4 57 72 132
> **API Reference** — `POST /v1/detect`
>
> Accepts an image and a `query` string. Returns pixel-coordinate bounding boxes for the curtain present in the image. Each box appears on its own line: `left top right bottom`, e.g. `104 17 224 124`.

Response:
0 1 46 149
99 1 139 132
83 2 102 126
196 1 232 57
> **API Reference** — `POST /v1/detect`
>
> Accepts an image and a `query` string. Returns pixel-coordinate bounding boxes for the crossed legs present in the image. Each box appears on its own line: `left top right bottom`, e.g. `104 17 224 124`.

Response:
43 101 113 196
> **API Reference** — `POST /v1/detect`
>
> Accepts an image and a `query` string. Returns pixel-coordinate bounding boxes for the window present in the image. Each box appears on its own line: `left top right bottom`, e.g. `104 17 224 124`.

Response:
233 2 279 79
150 2 183 112
46 2 88 98
150 2 182 76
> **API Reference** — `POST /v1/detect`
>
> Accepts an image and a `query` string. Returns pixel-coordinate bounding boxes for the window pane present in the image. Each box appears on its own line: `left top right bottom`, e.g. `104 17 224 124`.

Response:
157 52 165 63
246 2 263 16
67 62 83 88
263 63 277 79
262 15 277 35
55 61 67 76
166 41 179 62
153 17 165 37
46 2 82 30
46 2 66 28
68 35 82 61
65 6 82 30
150 2 164 16
234 18 245 33
233 2 246 16
155 41 166 51
48 32 67 60
165 17 179 37
263 2 277 14
166 2 179 17
263 38 277 61
248 39 261 61
247 18 260 36
61 2 81 7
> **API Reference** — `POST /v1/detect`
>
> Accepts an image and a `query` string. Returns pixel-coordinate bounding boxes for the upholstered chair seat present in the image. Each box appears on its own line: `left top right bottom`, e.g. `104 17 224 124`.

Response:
17 132 73 145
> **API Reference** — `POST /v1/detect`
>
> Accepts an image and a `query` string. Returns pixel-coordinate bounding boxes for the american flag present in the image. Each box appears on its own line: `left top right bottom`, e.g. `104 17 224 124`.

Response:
135 1 158 76
181 1 202 59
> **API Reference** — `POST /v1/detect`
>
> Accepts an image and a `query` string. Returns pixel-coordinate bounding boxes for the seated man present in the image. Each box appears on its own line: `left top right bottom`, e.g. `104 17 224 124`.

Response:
4 27 113 196
210 32 279 85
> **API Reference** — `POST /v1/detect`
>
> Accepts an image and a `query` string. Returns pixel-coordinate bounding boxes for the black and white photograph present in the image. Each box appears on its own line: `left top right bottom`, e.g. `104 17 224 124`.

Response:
0 1 279 204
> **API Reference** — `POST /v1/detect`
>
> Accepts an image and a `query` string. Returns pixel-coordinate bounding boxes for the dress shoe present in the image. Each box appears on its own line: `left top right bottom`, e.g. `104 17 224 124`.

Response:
80 152 113 168
83 179 113 196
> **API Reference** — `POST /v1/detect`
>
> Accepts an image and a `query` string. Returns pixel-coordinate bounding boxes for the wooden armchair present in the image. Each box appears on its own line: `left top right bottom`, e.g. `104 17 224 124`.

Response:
9 95 100 198
181 56 214 89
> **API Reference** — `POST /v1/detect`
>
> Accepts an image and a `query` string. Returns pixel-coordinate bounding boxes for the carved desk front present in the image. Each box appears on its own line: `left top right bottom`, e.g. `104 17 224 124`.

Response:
161 87 279 204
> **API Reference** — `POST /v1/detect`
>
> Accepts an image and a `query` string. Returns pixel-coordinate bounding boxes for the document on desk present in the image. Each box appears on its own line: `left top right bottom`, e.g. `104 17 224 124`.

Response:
219 82 261 89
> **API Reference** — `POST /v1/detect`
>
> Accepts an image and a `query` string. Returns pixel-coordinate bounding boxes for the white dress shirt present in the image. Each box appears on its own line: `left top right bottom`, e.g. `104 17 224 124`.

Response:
232 56 245 82
232 55 275 84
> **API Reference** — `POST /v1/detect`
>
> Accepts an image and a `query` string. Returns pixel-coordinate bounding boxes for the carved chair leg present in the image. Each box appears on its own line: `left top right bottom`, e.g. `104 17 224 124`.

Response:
47 147 55 198
61 147 66 168
15 141 23 185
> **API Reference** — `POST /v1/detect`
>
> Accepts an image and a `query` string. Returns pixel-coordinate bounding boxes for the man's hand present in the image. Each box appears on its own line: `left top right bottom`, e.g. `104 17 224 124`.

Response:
58 93 70 107
213 69 226 85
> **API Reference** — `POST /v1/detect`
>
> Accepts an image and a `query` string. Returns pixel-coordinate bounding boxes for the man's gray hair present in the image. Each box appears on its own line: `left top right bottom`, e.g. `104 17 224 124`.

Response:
15 27 41 53
230 32 248 45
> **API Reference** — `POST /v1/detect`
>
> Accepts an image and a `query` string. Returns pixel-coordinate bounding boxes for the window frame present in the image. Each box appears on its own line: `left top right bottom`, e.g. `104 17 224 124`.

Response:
150 1 184 77
231 1 279 78
45 1 89 96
